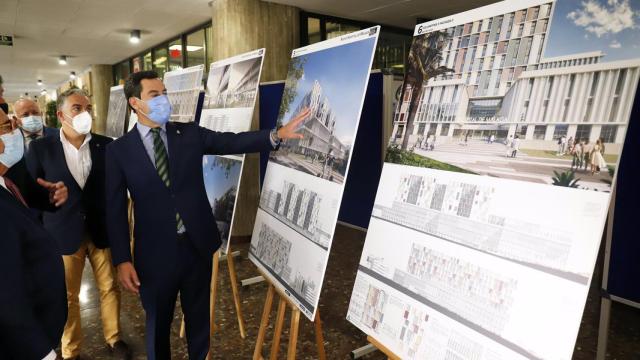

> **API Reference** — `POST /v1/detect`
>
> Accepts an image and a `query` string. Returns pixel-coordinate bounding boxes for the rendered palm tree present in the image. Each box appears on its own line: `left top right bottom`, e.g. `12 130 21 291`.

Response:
400 31 453 151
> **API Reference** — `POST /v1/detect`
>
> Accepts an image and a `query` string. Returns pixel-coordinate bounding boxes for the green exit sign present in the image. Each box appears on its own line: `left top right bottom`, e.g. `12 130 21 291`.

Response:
0 35 13 46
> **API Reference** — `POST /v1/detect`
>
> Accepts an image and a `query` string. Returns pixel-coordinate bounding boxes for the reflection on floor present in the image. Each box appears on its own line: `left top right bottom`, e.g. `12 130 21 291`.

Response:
74 224 639 359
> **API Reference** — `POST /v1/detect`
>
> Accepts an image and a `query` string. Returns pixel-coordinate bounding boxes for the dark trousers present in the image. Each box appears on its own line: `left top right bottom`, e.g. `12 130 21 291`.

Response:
139 235 212 360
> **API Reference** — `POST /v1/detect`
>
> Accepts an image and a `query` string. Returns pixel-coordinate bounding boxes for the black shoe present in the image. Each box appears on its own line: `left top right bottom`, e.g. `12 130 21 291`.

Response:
108 340 132 360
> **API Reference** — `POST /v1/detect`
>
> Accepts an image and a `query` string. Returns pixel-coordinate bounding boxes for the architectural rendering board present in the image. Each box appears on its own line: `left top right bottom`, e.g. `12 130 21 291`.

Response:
163 64 204 123
348 0 639 359
249 27 380 320
199 49 265 254
106 85 127 138
201 49 265 133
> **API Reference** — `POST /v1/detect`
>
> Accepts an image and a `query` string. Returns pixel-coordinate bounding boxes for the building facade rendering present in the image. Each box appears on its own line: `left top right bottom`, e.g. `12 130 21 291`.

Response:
391 0 639 154
284 80 349 160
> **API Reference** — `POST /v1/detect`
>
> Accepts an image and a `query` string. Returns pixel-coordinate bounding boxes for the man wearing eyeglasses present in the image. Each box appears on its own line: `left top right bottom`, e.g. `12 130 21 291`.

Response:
0 109 68 360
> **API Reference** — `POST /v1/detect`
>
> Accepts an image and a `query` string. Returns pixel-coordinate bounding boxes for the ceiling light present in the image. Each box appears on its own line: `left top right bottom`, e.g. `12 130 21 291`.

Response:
37 79 43 86
70 71 77 80
130 30 141 44
40 89 47 95
58 56 67 65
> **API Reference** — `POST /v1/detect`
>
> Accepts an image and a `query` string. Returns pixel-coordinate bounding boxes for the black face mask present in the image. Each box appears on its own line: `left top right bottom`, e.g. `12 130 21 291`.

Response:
0 103 8 115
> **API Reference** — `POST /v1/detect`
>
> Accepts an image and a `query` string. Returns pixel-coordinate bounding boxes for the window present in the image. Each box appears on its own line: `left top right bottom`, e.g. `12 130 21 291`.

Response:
519 125 528 137
153 46 168 78
590 72 600 96
417 123 426 135
168 38 183 71
517 24 524 37
609 70 627 122
533 125 546 140
308 17 321 44
575 125 592 141
186 29 206 68
143 52 152 71
113 60 130 85
600 125 618 143
553 125 568 140
327 21 360 39
440 123 450 135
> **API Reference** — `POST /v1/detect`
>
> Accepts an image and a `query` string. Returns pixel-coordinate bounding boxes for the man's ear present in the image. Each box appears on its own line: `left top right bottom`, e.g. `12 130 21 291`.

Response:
56 111 66 126
128 97 139 113
11 115 20 125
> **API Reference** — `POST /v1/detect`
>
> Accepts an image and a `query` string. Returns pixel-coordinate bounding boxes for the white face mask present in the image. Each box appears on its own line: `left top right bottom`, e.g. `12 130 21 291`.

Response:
0 129 25 168
20 115 44 133
65 111 92 135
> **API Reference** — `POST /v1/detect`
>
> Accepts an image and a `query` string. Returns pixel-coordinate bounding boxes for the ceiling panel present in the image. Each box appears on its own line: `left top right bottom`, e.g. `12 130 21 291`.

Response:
1 0 497 102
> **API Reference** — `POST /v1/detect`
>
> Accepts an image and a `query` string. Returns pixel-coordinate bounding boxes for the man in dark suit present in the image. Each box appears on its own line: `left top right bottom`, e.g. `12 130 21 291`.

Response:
27 88 130 360
106 70 308 359
0 107 67 360
14 98 59 152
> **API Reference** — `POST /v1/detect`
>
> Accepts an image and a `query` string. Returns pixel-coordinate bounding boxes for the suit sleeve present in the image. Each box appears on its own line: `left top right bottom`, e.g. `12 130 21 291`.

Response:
0 224 59 360
105 144 132 265
23 149 57 212
198 125 274 155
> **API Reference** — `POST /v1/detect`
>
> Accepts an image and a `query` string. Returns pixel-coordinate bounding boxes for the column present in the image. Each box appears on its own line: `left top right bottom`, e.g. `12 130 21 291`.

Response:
211 0 300 237
89 64 113 135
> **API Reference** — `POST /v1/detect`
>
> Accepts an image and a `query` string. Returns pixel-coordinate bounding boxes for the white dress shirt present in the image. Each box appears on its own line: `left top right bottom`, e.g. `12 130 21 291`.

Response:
60 130 92 189
0 176 6 191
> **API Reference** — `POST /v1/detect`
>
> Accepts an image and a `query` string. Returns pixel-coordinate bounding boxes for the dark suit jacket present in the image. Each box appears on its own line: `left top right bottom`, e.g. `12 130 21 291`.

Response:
26 133 113 255
5 158 55 212
106 123 273 280
0 186 67 360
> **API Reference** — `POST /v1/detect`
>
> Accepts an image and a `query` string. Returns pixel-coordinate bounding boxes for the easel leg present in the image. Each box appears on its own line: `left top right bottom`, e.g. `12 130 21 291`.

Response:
210 251 220 336
286 307 301 360
253 285 275 360
314 310 327 360
269 298 287 360
596 297 612 360
226 246 247 338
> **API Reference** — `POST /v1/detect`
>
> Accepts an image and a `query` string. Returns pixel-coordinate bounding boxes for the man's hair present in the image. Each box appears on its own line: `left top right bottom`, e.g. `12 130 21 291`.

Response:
57 88 89 110
124 70 159 113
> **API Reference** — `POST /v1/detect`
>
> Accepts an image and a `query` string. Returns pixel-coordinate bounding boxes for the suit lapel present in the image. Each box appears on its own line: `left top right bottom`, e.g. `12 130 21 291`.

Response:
129 125 167 186
51 136 82 191
0 184 34 219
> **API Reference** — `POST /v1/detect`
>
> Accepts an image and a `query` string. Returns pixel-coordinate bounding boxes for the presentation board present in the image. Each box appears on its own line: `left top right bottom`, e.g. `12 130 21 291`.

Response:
105 85 127 138
200 49 265 254
347 0 640 359
164 64 204 123
249 27 380 320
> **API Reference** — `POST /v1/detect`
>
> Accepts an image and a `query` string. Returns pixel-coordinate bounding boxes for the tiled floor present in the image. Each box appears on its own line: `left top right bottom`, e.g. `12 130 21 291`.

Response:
72 225 639 359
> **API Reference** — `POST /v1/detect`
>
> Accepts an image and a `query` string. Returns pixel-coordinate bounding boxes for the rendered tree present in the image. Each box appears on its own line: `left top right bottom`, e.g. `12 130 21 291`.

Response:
400 31 453 151
277 56 308 126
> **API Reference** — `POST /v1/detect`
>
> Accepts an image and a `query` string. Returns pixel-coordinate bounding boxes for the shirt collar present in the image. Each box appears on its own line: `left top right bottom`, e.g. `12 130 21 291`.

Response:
60 128 92 148
20 128 44 138
136 121 166 138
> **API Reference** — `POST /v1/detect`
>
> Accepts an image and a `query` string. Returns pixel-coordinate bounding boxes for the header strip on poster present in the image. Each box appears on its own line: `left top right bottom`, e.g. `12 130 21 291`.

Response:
292 26 380 57
414 0 552 35
209 48 266 69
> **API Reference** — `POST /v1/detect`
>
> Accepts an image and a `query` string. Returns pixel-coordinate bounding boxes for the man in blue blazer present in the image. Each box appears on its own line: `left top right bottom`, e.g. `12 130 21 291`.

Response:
27 88 130 360
0 107 67 360
13 98 59 152
106 70 308 359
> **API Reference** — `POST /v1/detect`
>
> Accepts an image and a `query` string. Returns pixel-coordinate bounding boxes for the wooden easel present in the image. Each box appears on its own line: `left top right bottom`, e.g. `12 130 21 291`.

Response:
179 244 247 340
252 279 326 360
367 336 401 360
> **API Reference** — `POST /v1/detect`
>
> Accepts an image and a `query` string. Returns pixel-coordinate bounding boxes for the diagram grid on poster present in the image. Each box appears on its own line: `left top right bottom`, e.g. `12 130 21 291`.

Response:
347 0 640 359
200 49 265 254
249 27 381 320
164 64 204 123
106 85 127 138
